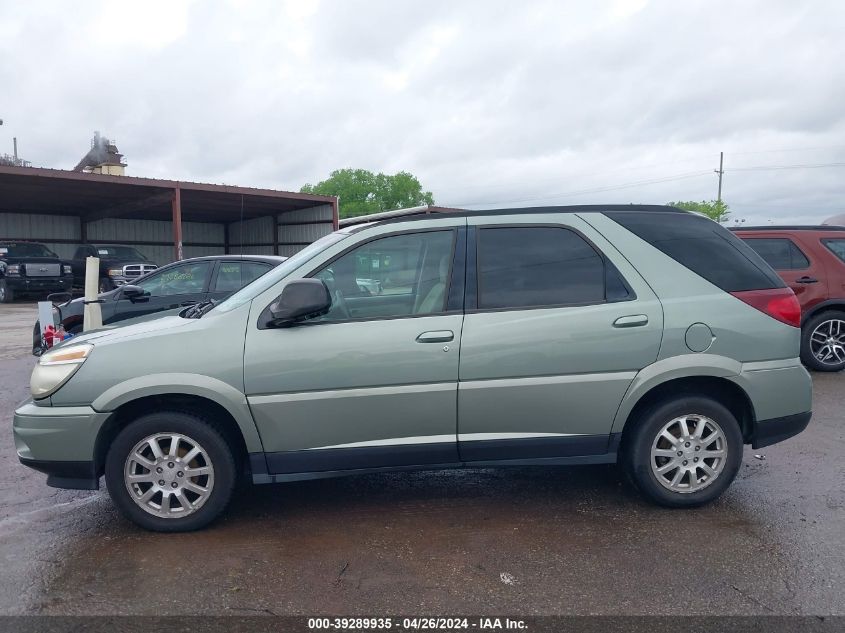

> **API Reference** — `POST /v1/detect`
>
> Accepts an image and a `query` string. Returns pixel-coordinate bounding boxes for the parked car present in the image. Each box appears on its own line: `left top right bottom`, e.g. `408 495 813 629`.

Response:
14 205 812 531
70 244 158 292
0 241 74 303
32 255 286 354
732 225 845 372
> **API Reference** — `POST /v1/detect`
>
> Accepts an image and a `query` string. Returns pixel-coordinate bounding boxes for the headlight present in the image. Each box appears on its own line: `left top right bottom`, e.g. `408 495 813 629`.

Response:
63 265 72 274
107 268 123 277
6 264 20 276
30 343 93 399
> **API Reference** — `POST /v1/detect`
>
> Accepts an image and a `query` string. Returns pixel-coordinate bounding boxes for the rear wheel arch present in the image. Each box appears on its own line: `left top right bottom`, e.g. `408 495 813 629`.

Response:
802 301 845 324
618 376 755 448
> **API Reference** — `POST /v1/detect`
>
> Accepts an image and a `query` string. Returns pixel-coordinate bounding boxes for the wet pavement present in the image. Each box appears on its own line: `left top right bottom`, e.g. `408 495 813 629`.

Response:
0 303 843 616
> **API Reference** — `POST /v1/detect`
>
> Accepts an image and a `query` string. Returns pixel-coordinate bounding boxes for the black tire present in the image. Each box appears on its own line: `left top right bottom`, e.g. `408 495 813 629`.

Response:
0 279 13 303
98 277 113 293
622 396 743 508
801 310 845 372
105 411 237 532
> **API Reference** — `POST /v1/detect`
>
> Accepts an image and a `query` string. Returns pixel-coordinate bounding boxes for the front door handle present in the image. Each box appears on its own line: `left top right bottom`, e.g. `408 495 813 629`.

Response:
796 276 818 284
613 315 649 328
416 330 454 343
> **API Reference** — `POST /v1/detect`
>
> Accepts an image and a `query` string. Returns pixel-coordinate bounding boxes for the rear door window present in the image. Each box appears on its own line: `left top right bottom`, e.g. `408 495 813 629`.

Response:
606 212 784 292
476 226 606 309
741 238 810 270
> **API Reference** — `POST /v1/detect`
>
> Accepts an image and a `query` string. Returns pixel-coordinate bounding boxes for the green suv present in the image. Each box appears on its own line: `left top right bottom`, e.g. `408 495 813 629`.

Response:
13 206 813 531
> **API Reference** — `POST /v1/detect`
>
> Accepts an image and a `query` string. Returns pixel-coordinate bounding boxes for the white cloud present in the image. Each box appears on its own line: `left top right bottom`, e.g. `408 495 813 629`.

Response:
0 0 843 224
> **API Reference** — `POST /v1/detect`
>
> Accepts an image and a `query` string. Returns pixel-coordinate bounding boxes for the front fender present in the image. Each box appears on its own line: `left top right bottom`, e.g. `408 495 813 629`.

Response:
611 354 743 435
91 373 264 453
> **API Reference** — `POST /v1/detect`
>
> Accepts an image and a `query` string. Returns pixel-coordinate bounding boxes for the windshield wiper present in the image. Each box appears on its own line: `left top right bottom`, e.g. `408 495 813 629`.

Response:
181 299 217 319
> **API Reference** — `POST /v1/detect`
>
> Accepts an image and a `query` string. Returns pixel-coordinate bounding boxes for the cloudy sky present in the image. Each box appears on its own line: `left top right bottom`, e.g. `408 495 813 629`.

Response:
1 0 844 224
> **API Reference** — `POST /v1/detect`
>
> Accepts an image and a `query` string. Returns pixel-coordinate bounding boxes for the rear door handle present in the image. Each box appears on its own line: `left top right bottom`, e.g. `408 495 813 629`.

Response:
613 315 649 328
416 330 454 343
796 276 818 284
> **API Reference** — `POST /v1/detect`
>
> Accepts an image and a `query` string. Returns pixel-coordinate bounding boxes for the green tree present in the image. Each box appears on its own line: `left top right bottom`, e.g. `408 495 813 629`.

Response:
301 169 435 219
667 199 731 223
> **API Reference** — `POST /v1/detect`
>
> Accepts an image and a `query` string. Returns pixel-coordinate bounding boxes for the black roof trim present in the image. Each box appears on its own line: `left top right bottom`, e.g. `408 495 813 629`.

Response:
730 225 845 232
365 204 690 228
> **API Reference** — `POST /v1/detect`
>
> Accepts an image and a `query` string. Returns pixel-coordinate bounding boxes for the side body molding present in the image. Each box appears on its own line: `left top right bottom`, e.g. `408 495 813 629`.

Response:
91 373 264 453
611 354 744 435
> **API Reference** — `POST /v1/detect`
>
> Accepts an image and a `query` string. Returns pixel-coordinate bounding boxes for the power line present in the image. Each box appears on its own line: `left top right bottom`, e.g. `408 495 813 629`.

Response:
729 161 845 172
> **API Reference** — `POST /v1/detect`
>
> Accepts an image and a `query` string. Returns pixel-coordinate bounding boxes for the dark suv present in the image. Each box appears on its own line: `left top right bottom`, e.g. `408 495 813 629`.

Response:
0 241 74 303
70 244 158 292
733 225 845 371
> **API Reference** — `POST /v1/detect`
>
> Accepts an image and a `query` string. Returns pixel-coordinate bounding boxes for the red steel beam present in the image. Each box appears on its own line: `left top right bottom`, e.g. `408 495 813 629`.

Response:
172 184 184 261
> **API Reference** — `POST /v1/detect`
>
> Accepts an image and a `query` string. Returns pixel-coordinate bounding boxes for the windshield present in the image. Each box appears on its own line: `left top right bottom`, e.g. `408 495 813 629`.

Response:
0 242 58 258
94 245 148 260
214 231 349 313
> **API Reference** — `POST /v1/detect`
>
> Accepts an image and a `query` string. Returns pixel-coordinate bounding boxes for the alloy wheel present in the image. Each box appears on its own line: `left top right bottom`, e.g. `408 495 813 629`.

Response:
124 433 215 518
650 414 727 494
809 319 845 366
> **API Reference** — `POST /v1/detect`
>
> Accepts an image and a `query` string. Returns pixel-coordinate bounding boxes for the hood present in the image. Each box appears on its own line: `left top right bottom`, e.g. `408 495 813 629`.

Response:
1 256 63 265
57 313 192 348
99 258 152 266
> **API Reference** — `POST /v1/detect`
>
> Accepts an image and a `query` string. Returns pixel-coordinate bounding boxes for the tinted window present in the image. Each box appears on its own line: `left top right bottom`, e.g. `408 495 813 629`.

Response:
137 261 211 297
822 238 845 263
606 212 784 292
313 230 454 320
0 243 57 258
477 227 605 309
742 238 809 270
92 245 148 260
213 261 272 292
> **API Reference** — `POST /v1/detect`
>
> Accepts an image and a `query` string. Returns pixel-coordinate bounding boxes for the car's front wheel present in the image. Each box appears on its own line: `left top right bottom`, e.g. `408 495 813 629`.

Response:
801 311 845 372
622 396 743 507
105 411 237 532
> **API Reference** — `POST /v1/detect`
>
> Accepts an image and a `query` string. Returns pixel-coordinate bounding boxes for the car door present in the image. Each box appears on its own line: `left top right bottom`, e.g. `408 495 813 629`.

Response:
206 260 274 303
108 260 213 324
243 223 466 475
457 214 663 462
741 235 829 314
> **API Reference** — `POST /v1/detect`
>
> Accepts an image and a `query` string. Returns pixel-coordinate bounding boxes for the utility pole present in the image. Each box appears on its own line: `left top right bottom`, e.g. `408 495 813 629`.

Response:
715 151 724 203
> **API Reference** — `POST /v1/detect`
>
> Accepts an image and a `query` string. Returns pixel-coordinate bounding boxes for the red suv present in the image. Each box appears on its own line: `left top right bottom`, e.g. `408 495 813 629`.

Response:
733 225 845 372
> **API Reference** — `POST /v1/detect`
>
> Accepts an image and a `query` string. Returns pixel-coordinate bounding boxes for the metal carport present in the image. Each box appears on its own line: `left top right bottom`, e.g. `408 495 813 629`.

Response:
0 165 338 265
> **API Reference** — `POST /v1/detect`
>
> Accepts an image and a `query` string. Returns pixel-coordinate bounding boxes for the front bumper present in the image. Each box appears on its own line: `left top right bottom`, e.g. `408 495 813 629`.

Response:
13 400 110 490
6 274 74 294
752 411 812 449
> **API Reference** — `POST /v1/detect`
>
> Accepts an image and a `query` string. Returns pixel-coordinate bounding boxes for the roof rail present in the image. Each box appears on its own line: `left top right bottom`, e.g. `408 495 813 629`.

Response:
338 205 465 227
729 225 845 232
339 204 688 228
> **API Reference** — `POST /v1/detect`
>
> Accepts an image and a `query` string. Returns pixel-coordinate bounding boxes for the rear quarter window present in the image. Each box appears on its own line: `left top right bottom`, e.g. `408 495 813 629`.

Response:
605 212 785 292
823 239 845 263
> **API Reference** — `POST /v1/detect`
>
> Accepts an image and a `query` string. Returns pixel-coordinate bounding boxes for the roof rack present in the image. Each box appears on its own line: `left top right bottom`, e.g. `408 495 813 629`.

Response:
729 225 845 232
338 204 687 228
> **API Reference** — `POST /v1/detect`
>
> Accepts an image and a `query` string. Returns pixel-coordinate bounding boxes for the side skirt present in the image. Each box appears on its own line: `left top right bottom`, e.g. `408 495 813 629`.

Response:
249 451 619 485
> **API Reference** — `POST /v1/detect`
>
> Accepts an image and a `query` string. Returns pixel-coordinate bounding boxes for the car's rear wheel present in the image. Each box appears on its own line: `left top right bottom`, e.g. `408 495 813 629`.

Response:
0 279 13 303
105 411 236 532
801 311 845 372
622 396 743 507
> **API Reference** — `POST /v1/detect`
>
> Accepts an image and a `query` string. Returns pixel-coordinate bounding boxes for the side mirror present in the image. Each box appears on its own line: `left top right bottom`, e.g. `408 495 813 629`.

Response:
121 285 147 301
47 292 72 307
269 279 332 327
